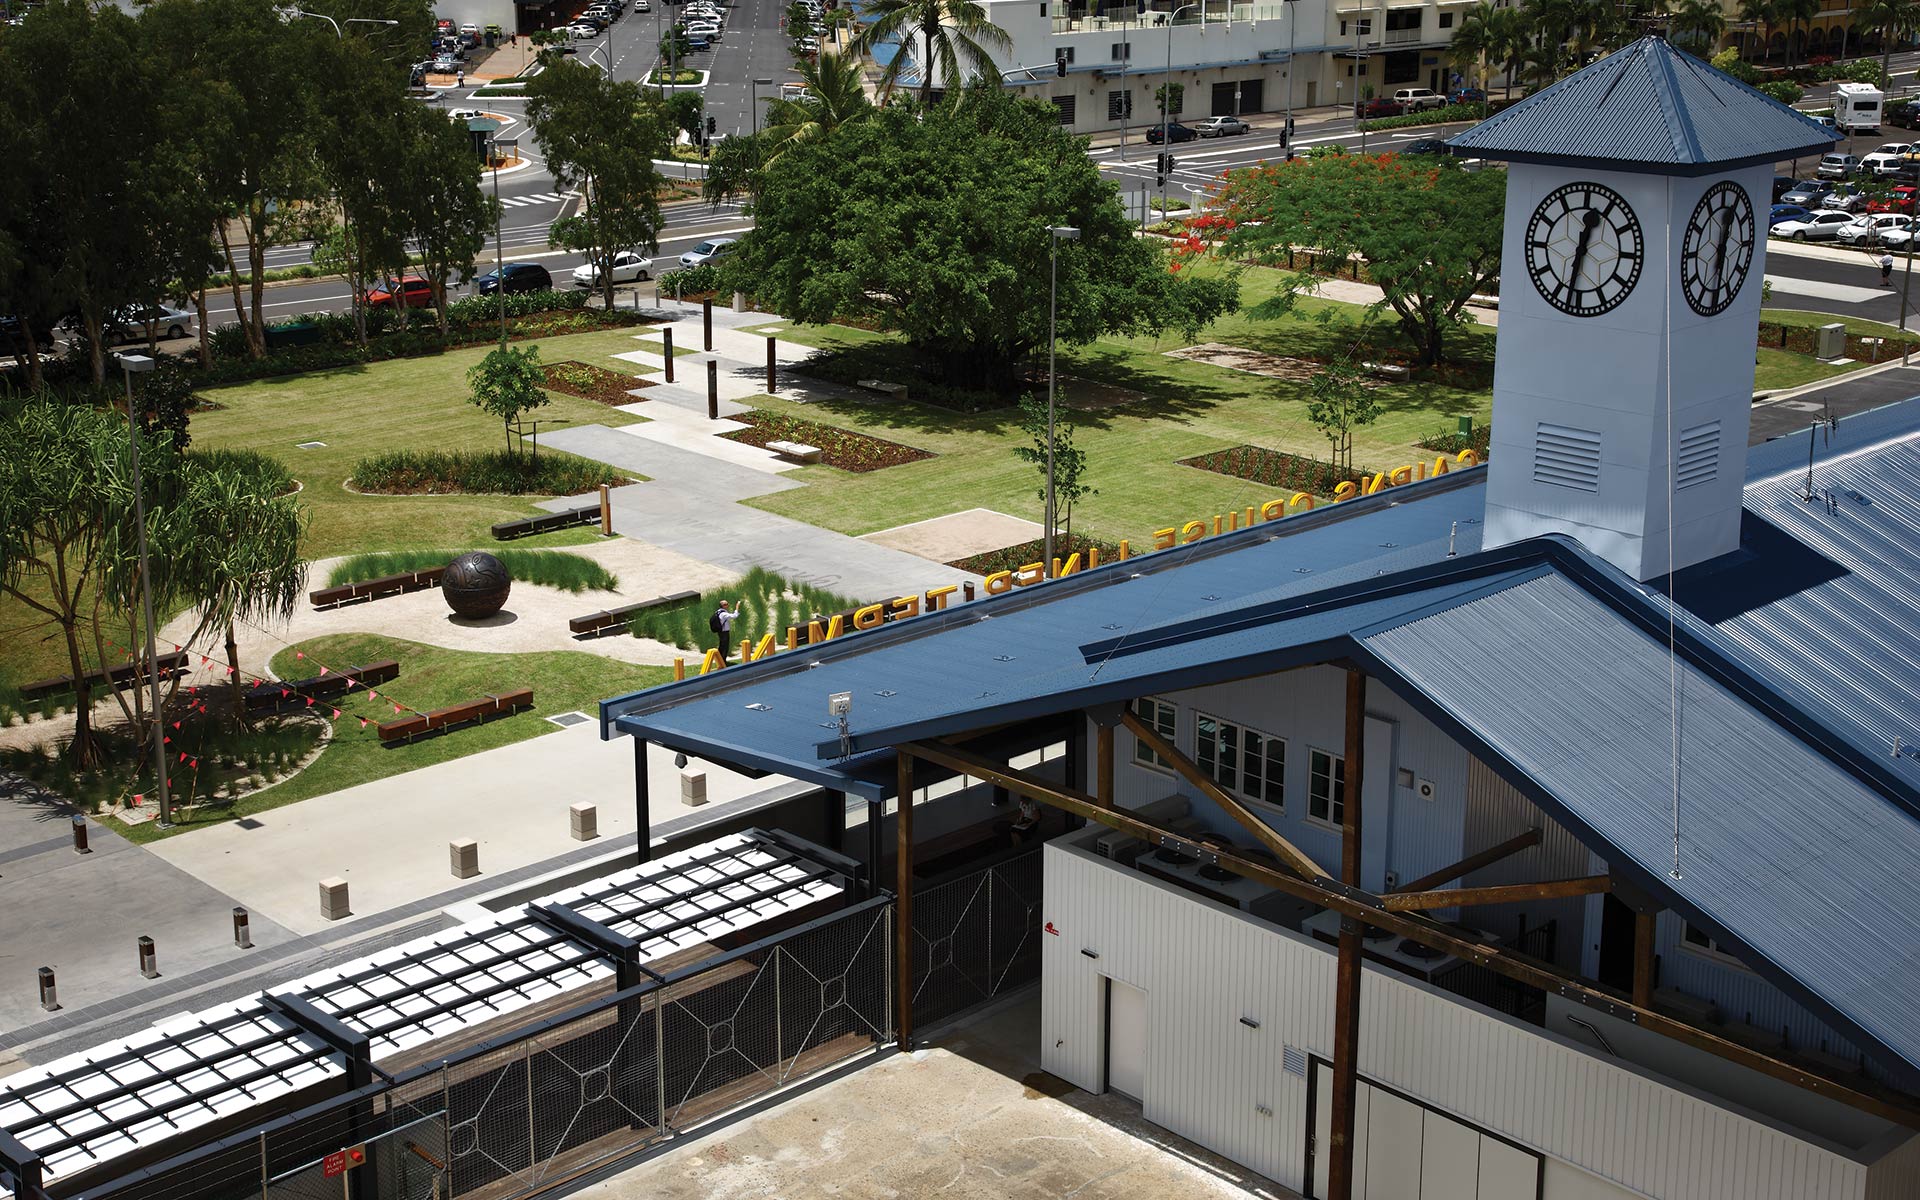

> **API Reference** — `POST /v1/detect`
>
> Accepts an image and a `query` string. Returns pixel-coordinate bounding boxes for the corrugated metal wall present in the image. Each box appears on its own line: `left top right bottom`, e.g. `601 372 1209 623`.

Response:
1461 756 1593 968
1041 843 1891 1200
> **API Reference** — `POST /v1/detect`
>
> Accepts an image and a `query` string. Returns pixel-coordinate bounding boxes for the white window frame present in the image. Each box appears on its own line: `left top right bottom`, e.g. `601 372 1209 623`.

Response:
1130 696 1177 771
1307 747 1345 830
1681 922 1753 972
1195 710 1286 813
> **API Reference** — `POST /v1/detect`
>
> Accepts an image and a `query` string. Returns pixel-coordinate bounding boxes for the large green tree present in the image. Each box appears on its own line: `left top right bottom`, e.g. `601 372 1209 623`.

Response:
400 104 494 332
1862 0 1920 86
527 61 672 310
852 0 1009 108
726 87 1237 390
1214 152 1505 366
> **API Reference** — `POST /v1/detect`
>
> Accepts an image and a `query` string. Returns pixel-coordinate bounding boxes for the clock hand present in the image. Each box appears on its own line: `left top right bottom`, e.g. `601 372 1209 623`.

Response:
1567 209 1601 293
1712 211 1735 290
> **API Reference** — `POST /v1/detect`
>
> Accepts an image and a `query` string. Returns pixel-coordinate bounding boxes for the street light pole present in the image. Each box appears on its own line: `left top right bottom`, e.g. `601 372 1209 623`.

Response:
1161 3 1200 218
117 354 168 828
1284 0 1297 156
491 134 518 348
1044 225 1080 579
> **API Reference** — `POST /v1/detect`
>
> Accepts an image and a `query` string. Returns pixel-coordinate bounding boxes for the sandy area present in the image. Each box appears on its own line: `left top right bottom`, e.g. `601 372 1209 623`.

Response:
1165 342 1386 385
860 509 1044 562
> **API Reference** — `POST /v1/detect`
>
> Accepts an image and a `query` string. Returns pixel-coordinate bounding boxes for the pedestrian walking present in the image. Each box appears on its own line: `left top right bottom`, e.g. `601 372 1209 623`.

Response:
709 600 737 662
456 68 465 89
1882 251 1896 287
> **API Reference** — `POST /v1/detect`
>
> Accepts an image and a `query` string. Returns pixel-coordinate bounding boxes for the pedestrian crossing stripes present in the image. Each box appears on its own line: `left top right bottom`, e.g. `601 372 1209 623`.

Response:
497 191 579 208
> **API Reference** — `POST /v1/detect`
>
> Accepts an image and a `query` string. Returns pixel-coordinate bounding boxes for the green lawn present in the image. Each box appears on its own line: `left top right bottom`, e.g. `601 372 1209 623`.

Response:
1760 307 1920 342
748 264 1494 545
191 326 666 559
114 633 669 843
1753 347 1859 392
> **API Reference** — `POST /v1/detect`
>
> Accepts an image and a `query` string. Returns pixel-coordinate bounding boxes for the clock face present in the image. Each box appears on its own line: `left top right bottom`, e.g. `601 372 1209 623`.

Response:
1525 182 1645 317
1680 181 1756 317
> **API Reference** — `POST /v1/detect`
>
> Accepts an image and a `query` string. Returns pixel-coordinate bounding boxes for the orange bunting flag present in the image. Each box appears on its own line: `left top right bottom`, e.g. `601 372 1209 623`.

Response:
368 691 379 700
132 794 143 805
392 704 403 713
178 752 187 763
305 697 314 707
320 666 328 675
172 720 181 729
331 708 341 719
358 718 368 729
280 689 290 698
296 651 305 659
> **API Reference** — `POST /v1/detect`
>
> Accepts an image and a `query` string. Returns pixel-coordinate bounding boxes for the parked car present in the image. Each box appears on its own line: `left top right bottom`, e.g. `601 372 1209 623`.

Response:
1780 179 1833 207
1824 183 1872 213
572 251 653 288
1889 100 1920 130
678 237 737 267
476 262 554 294
684 20 720 37
1767 209 1858 241
687 33 711 50
1448 86 1486 105
1392 88 1446 112
565 21 600 36
1868 185 1918 213
365 276 433 308
1817 152 1861 179
1862 144 1915 177
1145 122 1197 144
1355 97 1402 118
1768 203 1811 227
634 0 651 9
447 107 483 122
101 303 195 343
1193 115 1250 137
1402 138 1451 155
432 54 458 73
1813 114 1840 132
458 22 479 40
0 315 56 355
1836 212 1914 244
1771 175 1796 201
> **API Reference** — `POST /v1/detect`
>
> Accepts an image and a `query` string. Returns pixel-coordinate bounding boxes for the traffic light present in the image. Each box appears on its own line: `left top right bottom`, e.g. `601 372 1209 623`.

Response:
1154 152 1167 175
705 115 717 135
1055 53 1067 78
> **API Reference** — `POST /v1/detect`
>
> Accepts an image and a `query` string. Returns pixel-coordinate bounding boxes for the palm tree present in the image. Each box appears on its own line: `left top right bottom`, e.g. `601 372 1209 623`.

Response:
1490 5 1529 97
1862 0 1920 83
1739 0 1777 60
761 50 874 150
1670 0 1729 52
1780 0 1819 65
851 0 1010 109
1448 2 1500 107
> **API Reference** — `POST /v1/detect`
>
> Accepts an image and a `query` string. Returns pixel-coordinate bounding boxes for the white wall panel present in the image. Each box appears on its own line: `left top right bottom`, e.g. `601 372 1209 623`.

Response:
1460 756 1592 966
1042 844 1899 1200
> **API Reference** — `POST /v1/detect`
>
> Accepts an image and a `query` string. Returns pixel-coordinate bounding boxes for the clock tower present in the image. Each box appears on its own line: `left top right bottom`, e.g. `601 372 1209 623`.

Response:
1449 38 1833 582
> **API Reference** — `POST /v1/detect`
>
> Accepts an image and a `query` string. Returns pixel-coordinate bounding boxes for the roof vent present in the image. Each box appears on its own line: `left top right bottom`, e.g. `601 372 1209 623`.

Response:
1533 422 1602 493
1676 420 1720 491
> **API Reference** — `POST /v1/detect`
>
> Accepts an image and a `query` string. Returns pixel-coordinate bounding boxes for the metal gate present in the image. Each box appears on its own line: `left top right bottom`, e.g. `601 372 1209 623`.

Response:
264 1113 447 1200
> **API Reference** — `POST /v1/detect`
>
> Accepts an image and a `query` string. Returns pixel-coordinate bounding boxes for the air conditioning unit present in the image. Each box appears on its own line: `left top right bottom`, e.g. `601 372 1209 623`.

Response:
1094 830 1146 865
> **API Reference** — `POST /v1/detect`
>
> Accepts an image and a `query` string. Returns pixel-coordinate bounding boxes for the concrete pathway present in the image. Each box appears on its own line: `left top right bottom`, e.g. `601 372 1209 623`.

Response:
1312 276 1500 326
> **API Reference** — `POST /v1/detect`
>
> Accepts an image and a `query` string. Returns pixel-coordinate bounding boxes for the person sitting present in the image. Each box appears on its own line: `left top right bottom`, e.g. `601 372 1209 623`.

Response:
1009 796 1041 842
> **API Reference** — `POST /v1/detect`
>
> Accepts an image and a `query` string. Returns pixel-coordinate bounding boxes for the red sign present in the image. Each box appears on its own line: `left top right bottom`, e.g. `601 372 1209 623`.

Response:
1044 921 1060 936
321 1152 347 1179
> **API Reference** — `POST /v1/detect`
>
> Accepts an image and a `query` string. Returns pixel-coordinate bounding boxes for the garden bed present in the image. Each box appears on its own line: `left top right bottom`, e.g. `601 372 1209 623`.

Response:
350 448 632 495
1178 445 1364 496
721 410 935 472
542 359 655 405
1417 423 1492 458
947 534 1122 577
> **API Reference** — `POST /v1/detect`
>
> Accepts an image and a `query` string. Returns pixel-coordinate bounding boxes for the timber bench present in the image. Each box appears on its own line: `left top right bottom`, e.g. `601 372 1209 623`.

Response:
765 440 822 464
376 688 533 744
855 379 909 400
309 569 443 610
491 503 601 541
243 660 400 716
569 590 700 639
21 651 190 703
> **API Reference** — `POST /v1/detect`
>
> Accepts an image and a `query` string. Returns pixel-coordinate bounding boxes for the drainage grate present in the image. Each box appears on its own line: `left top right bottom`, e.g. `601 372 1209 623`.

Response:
295 441 327 449
235 818 265 830
545 712 590 728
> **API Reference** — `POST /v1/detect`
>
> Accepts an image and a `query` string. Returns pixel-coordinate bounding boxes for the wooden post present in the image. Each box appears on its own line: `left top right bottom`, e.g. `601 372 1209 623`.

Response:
1633 909 1657 1010
706 359 718 420
1327 669 1368 1200
1095 721 1114 809
702 296 713 350
598 483 612 536
895 749 915 1047
662 326 675 382
766 335 777 393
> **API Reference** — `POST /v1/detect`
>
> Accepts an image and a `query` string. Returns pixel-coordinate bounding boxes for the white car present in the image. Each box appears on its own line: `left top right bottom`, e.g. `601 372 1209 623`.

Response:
565 21 600 36
684 20 720 38
683 8 723 23
678 236 737 267
634 0 650 9
1863 143 1914 176
1837 213 1914 244
447 108 483 122
103 303 195 344
1768 209 1857 241
572 251 653 288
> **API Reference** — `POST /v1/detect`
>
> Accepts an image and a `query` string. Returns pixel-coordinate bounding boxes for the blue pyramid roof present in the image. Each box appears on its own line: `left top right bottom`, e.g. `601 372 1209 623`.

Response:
1448 36 1836 175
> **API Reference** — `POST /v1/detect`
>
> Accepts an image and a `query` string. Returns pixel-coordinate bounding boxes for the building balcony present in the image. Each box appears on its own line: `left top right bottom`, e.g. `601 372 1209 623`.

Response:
1382 25 1422 44
1050 4 1292 34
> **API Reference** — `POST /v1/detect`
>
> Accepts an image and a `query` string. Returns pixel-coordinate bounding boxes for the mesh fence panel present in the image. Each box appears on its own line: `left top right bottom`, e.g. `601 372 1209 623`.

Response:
912 849 1044 1028
772 905 891 1081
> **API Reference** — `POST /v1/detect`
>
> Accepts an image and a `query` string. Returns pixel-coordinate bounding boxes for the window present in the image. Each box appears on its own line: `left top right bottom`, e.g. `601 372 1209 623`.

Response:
1439 10 1453 26
1057 46 1075 64
1110 40 1131 61
1107 89 1133 119
1196 713 1286 808
1130 696 1176 768
1053 94 1077 124
1682 923 1747 967
1308 749 1345 826
1339 17 1370 35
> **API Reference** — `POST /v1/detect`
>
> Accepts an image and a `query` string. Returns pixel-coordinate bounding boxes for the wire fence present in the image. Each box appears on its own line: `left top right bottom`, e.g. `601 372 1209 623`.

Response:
910 848 1044 1030
84 901 891 1200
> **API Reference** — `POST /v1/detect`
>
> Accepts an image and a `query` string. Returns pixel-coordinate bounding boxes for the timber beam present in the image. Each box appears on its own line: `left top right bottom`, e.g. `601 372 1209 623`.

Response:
899 738 1920 1130
1118 708 1330 882
1393 828 1543 894
1380 874 1613 912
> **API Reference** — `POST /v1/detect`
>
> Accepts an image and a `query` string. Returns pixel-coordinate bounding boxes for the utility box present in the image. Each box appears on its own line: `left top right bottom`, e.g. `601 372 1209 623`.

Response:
450 838 480 878
319 878 350 921
1815 322 1847 361
570 802 598 841
680 769 708 807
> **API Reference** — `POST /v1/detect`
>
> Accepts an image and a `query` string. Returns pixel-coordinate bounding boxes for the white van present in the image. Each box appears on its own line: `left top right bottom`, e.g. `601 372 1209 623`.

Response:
1835 82 1883 135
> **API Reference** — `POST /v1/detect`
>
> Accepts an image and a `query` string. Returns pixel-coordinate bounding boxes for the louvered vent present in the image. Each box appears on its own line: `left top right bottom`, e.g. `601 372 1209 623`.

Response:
1676 421 1720 491
1533 423 1602 493
1282 1045 1308 1077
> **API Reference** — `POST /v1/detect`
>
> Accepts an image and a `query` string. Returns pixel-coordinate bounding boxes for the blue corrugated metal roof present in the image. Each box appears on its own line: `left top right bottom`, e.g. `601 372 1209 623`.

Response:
1362 572 1920 1082
1447 37 1834 174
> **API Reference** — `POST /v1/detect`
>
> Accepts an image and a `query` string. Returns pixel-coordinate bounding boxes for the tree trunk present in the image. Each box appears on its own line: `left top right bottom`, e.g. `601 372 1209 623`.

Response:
217 219 263 360
82 311 106 385
920 22 934 109
246 202 269 357
195 288 212 368
226 620 246 725
24 329 43 389
60 618 101 769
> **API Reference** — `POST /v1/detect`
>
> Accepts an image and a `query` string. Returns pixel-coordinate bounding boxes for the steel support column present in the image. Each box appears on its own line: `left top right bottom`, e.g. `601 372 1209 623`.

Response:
1327 668 1368 1200
895 749 915 1046
823 788 846 853
633 738 652 865
1095 722 1114 809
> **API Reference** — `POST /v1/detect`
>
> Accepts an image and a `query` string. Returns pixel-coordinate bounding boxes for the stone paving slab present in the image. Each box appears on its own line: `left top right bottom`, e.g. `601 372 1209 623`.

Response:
861 509 1043 563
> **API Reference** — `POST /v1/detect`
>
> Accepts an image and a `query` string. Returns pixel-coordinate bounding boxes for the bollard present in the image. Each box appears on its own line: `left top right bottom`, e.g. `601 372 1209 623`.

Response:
138 935 160 979
702 297 713 350
680 769 709 807
707 359 719 420
570 802 598 841
38 966 59 1012
963 581 976 603
598 483 612 536
71 814 89 854
319 877 351 921
663 327 674 382
450 838 480 879
767 336 777 394
233 906 252 949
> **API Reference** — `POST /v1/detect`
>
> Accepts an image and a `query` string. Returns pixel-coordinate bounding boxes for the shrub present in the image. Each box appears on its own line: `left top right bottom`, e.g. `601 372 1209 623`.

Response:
1416 422 1492 458
328 549 617 592
1760 80 1804 105
443 289 590 326
629 566 864 652
658 263 722 298
1357 102 1494 132
350 448 629 495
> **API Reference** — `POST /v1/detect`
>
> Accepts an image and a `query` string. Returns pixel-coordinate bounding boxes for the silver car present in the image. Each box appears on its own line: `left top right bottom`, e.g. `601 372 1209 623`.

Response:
678 237 737 267
1194 115 1250 137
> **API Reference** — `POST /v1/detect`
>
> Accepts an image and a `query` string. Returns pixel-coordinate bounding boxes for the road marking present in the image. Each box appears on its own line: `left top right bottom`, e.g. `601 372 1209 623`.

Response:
1763 274 1890 304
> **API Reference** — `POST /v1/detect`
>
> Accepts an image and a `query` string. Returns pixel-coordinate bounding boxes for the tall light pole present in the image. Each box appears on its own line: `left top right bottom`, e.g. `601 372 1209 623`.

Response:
1044 225 1080 578
1160 4 1200 217
117 353 169 828
490 132 518 348
1284 0 1297 157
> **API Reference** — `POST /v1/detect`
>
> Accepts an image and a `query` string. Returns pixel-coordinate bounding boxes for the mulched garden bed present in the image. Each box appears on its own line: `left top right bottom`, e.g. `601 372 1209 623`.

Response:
948 535 1122 577
721 410 935 473
1417 423 1492 459
541 360 655 405
1179 445 1365 495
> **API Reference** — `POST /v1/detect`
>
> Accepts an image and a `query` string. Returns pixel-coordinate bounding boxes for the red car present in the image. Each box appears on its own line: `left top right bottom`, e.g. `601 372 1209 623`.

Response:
1355 97 1403 119
365 276 433 308
1868 185 1918 214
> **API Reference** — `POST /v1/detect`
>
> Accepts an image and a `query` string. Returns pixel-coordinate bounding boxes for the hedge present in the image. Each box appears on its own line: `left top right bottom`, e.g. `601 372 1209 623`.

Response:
1358 101 1502 132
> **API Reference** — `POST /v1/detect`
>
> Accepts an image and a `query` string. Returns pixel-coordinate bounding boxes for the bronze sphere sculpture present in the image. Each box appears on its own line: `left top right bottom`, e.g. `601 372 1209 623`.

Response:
442 551 511 618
